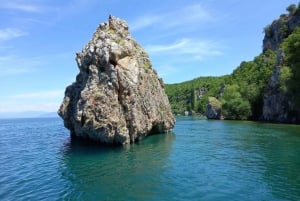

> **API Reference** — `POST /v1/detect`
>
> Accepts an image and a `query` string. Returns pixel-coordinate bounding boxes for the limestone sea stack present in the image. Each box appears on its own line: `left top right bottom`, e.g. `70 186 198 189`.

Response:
58 15 175 144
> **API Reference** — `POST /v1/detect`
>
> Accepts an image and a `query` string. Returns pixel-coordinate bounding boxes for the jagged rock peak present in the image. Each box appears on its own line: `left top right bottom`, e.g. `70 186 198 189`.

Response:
263 8 300 52
58 15 175 145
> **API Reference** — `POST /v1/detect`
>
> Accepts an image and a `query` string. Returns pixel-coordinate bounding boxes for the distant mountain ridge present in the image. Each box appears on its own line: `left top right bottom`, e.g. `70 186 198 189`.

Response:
165 3 300 124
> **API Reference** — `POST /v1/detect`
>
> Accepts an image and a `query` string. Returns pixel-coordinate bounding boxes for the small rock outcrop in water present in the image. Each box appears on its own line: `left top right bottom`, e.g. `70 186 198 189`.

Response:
206 97 222 119
58 15 175 144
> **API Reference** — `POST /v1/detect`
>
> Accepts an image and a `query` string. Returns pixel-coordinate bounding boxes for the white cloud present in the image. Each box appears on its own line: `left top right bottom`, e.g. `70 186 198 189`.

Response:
0 55 42 76
166 4 211 28
11 90 64 99
0 90 64 112
145 38 223 60
146 39 187 52
0 103 60 113
0 51 75 77
130 15 161 31
0 2 43 13
130 3 211 31
154 64 179 77
0 1 60 27
0 28 27 41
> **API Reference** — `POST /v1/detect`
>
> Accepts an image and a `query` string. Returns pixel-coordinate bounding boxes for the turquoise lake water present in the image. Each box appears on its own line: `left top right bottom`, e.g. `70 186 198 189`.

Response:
0 116 300 201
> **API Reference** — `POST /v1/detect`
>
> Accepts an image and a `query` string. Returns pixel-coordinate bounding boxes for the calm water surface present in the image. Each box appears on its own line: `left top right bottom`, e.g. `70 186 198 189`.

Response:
0 117 300 200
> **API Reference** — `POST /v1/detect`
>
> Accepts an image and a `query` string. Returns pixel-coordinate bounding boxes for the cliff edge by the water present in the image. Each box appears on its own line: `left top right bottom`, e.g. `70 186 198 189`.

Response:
165 4 300 124
262 6 300 123
58 15 175 144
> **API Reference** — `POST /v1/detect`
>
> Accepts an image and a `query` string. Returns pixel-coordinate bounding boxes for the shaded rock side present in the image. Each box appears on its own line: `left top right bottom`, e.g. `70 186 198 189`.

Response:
261 51 293 123
58 15 175 144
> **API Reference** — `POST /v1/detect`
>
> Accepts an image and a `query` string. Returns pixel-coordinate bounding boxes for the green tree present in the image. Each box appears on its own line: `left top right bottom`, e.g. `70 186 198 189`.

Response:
228 50 276 119
287 4 297 14
282 27 300 106
165 76 227 115
264 25 272 38
221 85 252 120
279 66 292 92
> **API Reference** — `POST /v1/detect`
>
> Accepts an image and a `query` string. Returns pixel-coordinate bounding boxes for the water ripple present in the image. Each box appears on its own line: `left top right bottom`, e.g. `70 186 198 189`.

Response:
1 117 300 200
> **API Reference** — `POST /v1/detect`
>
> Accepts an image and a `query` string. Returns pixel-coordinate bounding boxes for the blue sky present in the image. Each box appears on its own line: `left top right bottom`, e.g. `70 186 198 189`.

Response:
0 0 298 114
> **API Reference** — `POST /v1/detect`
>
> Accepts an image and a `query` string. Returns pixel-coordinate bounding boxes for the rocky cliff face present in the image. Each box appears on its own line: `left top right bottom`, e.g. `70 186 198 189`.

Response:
262 51 292 122
58 15 175 144
263 12 300 52
262 9 300 123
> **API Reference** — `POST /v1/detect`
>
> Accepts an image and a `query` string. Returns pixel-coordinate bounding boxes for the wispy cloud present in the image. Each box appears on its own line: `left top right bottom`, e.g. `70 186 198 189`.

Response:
0 28 27 41
0 51 75 77
0 90 64 112
167 4 211 28
130 3 211 31
154 64 179 77
11 90 64 100
0 55 42 76
0 2 43 13
130 15 161 31
146 38 223 60
0 1 60 28
0 102 60 113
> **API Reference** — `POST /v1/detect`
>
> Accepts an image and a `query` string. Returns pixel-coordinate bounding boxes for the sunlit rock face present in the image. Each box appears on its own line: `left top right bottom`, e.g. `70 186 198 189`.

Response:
58 15 175 144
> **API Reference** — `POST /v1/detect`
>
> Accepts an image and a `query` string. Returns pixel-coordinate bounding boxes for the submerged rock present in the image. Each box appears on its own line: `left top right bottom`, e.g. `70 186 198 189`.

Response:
58 15 175 144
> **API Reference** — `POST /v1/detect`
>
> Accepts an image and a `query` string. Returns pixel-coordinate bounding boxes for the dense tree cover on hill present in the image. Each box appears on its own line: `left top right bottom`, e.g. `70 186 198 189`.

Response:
225 50 277 119
165 50 276 119
281 27 300 113
165 3 300 120
165 76 227 115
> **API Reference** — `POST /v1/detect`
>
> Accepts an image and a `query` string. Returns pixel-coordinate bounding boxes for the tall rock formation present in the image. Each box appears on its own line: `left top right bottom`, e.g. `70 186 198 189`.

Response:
262 8 300 123
262 50 292 122
58 15 175 144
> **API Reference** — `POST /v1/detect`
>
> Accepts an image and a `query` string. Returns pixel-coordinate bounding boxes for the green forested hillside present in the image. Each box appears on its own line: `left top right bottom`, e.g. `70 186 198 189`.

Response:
165 3 300 122
222 50 276 120
165 76 228 115
165 50 276 119
281 27 300 115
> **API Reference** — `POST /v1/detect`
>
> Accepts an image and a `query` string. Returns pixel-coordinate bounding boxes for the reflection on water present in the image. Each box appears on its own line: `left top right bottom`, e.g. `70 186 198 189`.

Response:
60 133 175 200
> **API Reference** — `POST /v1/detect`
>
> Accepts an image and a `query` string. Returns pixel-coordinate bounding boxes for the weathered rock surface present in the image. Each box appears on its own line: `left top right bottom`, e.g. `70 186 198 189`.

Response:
263 12 300 52
206 97 222 119
262 10 300 123
262 51 292 122
58 15 175 144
